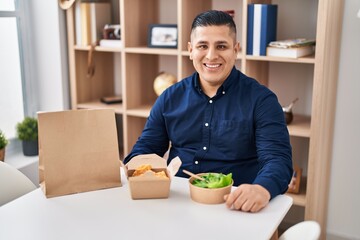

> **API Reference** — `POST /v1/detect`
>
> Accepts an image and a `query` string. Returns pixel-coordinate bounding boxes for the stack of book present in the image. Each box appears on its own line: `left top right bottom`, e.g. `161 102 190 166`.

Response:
247 4 278 56
266 38 316 58
99 39 123 48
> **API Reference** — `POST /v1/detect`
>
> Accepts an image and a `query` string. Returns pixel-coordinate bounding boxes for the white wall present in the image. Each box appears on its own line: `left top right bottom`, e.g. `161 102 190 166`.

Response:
28 1 69 113
327 0 360 239
27 1 360 239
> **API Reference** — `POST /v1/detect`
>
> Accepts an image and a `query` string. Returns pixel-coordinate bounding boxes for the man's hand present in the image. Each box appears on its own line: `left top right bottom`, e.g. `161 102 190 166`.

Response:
224 184 270 212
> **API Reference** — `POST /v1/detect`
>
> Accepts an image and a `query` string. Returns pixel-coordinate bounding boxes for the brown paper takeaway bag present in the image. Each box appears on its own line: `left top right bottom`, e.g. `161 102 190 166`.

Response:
38 109 122 198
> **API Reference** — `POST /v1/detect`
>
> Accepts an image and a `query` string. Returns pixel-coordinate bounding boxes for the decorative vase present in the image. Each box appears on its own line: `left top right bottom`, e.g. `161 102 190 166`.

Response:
0 148 5 161
22 140 39 156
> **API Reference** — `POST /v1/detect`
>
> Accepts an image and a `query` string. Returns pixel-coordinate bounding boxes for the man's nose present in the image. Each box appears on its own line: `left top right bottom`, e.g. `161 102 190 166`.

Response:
206 47 218 60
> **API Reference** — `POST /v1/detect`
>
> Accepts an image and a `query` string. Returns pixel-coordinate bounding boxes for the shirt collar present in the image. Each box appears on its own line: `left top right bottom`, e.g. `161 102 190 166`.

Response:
192 66 238 95
193 72 202 93
222 66 237 91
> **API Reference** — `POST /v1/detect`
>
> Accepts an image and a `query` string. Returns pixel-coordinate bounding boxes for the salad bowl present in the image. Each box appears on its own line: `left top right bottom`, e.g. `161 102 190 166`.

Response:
188 172 233 204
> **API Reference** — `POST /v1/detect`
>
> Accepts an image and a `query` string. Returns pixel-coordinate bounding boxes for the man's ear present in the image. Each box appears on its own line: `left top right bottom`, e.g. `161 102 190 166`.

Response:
234 42 240 54
188 42 193 60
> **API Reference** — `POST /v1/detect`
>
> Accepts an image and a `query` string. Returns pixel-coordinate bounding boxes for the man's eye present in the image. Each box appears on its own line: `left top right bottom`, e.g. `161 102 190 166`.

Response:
217 45 227 50
197 45 207 49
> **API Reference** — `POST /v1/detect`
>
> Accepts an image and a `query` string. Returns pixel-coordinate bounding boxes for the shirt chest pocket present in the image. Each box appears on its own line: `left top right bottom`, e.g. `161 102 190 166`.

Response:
211 120 253 151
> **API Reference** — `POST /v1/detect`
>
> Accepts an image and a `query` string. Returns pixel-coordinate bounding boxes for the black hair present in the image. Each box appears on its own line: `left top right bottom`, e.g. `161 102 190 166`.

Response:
191 10 237 36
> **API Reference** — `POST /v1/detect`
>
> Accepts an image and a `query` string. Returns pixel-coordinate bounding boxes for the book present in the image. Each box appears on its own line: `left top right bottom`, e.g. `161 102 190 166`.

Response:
75 2 111 46
75 0 82 46
80 3 91 46
247 4 278 56
269 38 316 48
266 45 315 58
99 39 123 48
100 95 122 104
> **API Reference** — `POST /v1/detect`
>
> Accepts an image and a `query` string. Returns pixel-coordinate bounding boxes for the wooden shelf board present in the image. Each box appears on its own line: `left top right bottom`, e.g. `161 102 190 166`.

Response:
126 105 152 118
74 46 90 51
74 46 122 53
246 54 315 64
95 46 122 52
287 114 311 138
125 47 178 55
77 100 123 114
181 50 190 56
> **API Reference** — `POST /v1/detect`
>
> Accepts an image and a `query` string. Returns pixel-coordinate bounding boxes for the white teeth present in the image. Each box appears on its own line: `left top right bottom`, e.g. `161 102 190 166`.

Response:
205 64 220 68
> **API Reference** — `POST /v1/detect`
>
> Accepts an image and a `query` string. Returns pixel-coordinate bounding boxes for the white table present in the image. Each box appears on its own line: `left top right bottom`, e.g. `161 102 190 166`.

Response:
0 174 292 240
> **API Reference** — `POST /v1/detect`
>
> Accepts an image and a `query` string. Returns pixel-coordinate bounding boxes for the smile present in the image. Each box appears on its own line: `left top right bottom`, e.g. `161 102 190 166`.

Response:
204 63 221 68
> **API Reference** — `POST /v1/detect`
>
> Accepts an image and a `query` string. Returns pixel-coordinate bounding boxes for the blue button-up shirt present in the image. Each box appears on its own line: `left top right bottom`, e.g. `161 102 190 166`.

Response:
124 67 292 199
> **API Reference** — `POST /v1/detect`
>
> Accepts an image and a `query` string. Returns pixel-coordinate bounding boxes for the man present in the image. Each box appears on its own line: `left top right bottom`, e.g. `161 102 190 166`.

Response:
124 10 292 212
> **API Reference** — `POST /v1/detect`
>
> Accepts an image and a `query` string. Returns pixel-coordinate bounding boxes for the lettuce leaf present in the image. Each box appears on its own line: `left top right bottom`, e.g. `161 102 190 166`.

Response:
192 173 233 189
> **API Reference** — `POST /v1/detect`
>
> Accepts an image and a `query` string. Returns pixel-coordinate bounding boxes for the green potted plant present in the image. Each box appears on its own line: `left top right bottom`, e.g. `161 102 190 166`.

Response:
0 130 9 161
16 117 39 156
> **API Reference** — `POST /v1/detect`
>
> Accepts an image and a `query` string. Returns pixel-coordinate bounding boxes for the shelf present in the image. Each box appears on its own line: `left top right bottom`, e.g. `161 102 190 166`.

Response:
125 47 178 55
74 46 91 51
287 114 311 138
65 1 343 235
246 54 315 64
126 105 152 118
74 45 122 53
96 46 123 52
181 50 189 56
77 100 123 114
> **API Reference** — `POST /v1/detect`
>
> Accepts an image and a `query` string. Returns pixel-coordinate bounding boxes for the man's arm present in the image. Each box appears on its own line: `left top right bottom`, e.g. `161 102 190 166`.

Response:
123 94 170 164
252 93 293 199
225 91 292 212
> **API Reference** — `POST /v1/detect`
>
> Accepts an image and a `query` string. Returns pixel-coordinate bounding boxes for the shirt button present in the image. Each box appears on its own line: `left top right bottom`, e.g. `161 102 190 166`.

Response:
209 100 213 103
222 91 225 94
203 146 207 150
195 161 199 165
205 123 209 127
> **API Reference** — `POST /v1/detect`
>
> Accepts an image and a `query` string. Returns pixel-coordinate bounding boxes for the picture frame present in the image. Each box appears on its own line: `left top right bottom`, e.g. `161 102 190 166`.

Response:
287 165 302 194
148 24 178 48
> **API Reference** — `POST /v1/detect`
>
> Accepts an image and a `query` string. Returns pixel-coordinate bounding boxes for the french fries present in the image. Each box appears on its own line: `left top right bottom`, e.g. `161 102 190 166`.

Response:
132 164 168 179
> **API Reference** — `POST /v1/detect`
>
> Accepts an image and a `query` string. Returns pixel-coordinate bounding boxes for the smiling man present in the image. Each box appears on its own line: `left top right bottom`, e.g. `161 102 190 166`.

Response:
188 12 239 98
124 10 292 213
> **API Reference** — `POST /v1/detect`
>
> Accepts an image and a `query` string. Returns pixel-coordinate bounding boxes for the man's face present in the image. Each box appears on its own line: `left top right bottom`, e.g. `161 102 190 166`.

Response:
188 25 240 87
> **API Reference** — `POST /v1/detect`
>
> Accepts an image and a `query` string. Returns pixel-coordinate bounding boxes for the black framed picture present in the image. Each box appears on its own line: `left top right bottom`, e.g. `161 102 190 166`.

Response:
148 24 178 48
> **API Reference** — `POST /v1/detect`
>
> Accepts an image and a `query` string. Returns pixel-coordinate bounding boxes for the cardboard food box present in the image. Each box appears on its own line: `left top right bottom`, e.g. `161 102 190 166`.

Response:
124 154 181 199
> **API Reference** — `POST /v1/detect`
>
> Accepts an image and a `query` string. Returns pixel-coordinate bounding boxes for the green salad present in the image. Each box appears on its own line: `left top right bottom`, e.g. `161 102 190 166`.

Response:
192 173 233 189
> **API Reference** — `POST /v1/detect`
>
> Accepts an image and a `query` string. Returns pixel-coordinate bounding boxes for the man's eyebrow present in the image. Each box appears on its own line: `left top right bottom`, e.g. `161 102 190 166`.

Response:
195 40 229 45
195 40 208 45
216 40 229 44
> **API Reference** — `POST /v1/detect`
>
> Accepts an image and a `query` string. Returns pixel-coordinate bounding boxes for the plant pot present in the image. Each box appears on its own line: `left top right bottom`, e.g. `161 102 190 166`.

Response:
0 148 5 161
22 140 39 156
284 111 294 125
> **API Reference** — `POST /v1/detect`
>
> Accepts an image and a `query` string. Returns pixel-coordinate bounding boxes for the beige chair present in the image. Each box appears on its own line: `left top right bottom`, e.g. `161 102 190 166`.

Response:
0 161 37 206
279 221 321 240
